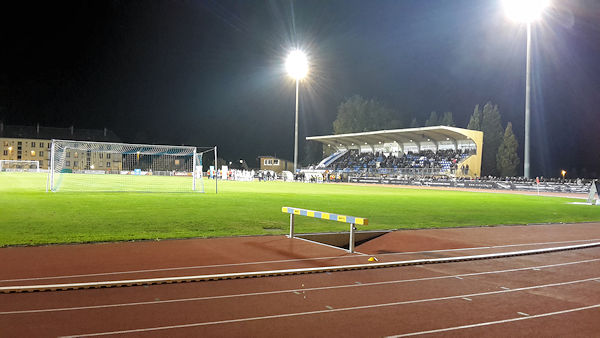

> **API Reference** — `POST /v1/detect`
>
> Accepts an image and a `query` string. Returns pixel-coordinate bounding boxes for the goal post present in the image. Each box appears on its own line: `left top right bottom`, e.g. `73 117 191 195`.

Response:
47 139 204 193
0 160 40 172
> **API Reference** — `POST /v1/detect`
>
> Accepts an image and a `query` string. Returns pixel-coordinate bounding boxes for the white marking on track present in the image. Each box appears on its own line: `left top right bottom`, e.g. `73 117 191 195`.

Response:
3 242 598 293
387 304 600 337
3 258 598 315
58 277 600 337
2 238 598 284
517 312 529 316
293 236 366 255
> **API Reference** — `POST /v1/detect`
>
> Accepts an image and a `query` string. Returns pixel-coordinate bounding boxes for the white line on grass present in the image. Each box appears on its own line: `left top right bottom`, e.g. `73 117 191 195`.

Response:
386 304 600 337
3 258 598 315
59 277 600 337
2 238 598 284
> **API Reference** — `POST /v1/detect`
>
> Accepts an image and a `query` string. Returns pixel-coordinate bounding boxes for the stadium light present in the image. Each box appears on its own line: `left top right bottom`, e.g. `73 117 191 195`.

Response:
286 49 309 173
503 0 551 179
503 0 550 23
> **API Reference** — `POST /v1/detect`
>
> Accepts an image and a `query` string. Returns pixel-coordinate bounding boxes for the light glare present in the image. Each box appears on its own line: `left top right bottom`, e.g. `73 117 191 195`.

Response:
286 50 308 80
503 0 550 23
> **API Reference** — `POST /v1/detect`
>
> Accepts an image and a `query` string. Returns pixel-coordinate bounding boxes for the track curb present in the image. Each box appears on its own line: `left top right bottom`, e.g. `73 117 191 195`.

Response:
2 242 599 293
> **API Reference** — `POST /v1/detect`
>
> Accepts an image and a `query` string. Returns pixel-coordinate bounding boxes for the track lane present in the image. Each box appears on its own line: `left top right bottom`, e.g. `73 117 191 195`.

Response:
2 249 599 337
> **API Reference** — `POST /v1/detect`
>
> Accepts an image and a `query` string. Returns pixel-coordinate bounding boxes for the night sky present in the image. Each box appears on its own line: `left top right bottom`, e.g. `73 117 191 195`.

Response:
1 0 599 177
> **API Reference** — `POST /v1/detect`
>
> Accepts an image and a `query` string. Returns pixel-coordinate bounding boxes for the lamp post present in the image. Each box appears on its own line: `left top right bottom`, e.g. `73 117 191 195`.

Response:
503 0 550 179
285 50 309 173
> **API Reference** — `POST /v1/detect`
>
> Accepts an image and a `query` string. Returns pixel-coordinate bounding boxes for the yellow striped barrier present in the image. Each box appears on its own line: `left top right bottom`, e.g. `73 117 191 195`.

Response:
282 207 369 253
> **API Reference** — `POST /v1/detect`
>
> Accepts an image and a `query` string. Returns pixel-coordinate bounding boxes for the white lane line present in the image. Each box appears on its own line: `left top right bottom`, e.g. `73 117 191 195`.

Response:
375 238 600 257
3 238 598 283
59 277 600 337
4 242 599 293
3 258 598 315
517 312 529 316
293 236 366 255
387 304 600 337
462 297 472 301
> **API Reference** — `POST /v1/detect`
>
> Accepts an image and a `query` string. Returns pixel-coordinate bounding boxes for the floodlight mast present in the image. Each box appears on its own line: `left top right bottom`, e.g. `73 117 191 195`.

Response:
285 50 308 173
503 0 550 179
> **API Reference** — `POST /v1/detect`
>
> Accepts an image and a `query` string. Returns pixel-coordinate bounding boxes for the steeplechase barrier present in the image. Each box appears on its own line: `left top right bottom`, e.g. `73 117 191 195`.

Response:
281 206 369 253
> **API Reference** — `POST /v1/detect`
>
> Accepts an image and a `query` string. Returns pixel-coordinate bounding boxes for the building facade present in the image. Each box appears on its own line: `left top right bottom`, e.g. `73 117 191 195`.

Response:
257 155 293 173
0 123 120 170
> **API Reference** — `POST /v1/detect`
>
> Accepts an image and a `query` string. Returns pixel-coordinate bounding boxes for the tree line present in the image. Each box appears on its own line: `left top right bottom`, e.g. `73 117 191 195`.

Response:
329 95 520 177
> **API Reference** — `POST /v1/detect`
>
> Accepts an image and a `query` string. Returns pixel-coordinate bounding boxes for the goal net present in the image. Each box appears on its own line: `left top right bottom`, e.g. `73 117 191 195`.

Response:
0 160 40 172
47 139 203 192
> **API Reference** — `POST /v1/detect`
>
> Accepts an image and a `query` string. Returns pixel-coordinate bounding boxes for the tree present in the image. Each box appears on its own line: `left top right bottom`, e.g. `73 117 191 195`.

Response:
480 102 504 176
467 104 481 130
409 117 419 128
302 140 323 166
332 95 400 134
496 122 520 177
425 111 438 126
440 112 455 127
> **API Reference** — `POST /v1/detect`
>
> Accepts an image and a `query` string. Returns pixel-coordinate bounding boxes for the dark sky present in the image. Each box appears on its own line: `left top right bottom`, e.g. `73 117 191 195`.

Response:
1 0 599 177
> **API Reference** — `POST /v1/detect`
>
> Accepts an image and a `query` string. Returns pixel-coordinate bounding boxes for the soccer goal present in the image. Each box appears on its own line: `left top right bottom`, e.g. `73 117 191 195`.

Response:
0 160 40 172
47 139 205 192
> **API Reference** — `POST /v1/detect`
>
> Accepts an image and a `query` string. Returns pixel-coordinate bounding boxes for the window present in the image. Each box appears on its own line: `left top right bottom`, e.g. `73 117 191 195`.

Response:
66 161 71 167
18 141 22 146
74 161 78 167
39 151 44 157
107 162 111 167
273 159 280 165
107 154 111 159
264 159 273 165
39 142 44 148
32 142 36 147
99 153 103 159
67 152 71 158
2 150 6 156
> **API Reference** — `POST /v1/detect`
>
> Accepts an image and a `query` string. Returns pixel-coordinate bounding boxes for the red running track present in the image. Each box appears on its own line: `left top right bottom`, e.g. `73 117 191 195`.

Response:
1 223 600 337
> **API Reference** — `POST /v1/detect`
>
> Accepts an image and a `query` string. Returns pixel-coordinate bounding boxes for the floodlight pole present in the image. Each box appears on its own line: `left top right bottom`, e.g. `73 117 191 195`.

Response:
293 78 299 173
524 23 532 179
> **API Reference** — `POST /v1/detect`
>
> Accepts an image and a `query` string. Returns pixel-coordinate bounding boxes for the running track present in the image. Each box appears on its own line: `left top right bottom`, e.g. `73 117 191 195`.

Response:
1 223 600 337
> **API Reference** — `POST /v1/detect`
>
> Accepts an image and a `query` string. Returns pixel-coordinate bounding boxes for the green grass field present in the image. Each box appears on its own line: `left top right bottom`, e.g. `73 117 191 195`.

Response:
1 172 599 247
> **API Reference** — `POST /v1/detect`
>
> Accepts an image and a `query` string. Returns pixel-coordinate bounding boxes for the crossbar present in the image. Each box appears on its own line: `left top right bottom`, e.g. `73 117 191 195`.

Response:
281 207 368 225
282 207 368 253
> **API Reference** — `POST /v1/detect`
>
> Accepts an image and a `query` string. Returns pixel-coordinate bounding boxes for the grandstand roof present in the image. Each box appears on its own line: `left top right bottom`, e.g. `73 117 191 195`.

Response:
306 126 482 149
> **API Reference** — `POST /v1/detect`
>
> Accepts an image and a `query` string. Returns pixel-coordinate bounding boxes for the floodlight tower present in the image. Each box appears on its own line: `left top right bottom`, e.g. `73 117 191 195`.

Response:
285 49 309 173
503 0 550 179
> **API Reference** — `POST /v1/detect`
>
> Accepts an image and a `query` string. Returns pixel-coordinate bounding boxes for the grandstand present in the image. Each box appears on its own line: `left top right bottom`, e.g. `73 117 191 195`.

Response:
306 126 483 178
